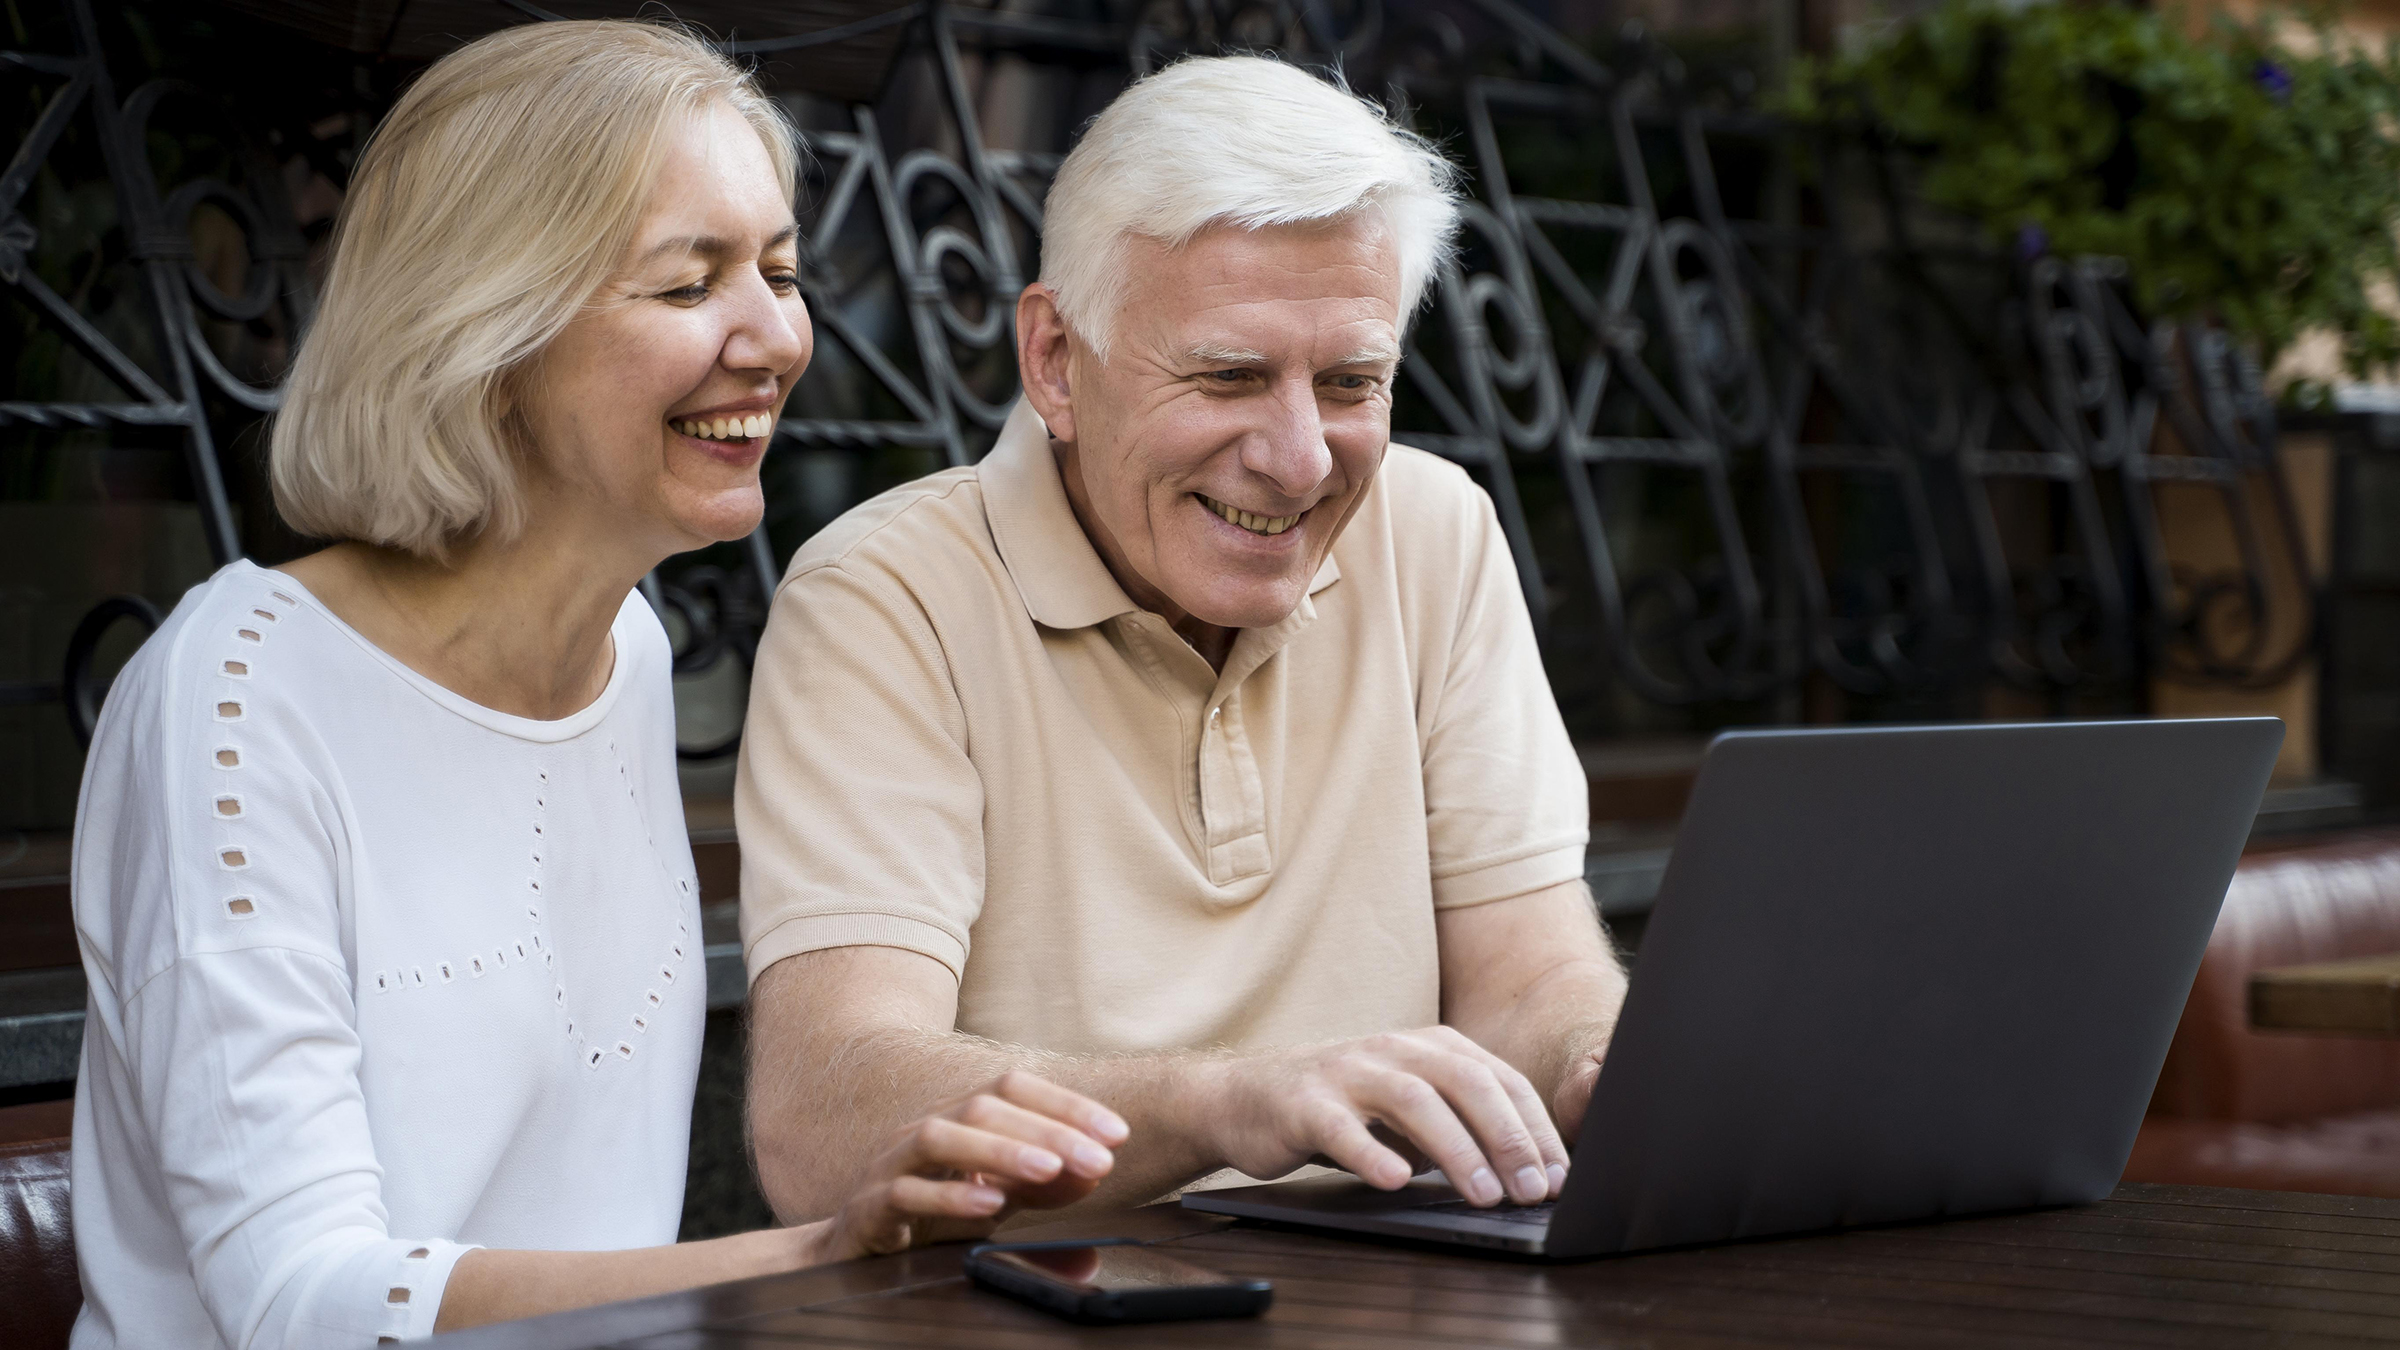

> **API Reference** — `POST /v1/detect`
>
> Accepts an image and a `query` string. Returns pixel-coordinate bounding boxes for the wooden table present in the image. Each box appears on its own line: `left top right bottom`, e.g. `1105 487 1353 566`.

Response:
2251 953 2400 1036
433 1183 2400 1348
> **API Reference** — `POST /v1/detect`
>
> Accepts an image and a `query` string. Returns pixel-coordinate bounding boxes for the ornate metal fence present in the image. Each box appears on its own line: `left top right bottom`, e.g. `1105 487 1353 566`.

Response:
2 0 2322 757
3 0 318 741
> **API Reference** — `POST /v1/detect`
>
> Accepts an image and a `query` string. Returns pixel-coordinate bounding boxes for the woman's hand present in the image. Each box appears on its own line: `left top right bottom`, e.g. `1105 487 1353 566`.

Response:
803 1069 1128 1264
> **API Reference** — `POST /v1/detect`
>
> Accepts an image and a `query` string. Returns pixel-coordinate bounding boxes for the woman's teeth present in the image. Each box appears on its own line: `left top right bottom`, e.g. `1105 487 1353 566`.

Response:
1201 495 1301 536
673 413 772 441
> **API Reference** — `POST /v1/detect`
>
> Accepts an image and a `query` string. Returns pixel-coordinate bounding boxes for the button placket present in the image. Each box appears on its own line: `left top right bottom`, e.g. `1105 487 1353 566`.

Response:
1119 614 1215 840
1197 689 1271 882
1128 610 1285 884
1198 696 1233 870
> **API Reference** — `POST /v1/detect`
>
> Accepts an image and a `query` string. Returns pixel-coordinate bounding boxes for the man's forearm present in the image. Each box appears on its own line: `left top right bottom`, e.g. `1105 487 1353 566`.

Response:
1437 881 1629 1109
754 939 1608 1221
1490 960 1627 1101
749 964 1235 1222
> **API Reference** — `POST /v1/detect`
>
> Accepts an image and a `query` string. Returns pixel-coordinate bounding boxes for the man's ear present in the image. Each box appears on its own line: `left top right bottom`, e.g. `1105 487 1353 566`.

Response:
1015 283 1077 444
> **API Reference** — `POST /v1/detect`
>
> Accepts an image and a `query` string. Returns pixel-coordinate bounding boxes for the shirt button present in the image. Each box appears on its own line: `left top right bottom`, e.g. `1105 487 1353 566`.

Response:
1208 706 1221 724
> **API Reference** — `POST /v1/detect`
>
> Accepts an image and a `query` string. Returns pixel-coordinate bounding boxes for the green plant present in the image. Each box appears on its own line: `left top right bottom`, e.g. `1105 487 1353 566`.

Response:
1783 0 2400 376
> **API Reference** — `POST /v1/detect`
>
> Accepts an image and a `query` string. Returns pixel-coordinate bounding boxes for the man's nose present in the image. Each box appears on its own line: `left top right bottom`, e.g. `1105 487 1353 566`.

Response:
1244 377 1334 499
722 270 811 380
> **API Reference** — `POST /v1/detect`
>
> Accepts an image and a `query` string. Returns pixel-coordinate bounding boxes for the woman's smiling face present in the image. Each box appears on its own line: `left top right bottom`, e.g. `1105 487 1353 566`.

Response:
516 99 812 556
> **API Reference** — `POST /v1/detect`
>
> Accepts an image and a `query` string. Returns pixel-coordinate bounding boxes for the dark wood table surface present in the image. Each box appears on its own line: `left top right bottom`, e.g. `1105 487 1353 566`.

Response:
2252 952 2400 1036
431 1182 2400 1348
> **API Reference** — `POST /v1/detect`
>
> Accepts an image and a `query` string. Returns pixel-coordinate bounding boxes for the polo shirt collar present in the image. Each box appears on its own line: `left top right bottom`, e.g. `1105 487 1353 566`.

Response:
981 398 1341 632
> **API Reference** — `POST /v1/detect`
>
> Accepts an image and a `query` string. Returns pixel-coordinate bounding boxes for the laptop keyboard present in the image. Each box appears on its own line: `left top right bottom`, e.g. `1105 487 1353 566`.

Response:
1424 1199 1556 1227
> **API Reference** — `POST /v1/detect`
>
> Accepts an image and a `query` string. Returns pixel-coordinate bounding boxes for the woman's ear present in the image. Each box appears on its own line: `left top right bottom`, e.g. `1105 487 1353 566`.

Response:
1014 283 1077 444
487 368 539 465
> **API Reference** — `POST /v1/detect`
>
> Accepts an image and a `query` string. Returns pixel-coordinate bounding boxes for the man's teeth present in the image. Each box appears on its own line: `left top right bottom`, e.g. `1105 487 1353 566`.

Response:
1202 496 1301 536
672 413 772 441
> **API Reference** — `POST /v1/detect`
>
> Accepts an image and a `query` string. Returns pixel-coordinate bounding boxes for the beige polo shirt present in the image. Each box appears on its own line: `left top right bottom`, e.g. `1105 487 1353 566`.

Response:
736 400 1588 1054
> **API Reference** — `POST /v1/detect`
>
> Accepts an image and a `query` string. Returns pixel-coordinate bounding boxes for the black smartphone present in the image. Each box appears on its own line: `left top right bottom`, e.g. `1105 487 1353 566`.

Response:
964 1238 1273 1324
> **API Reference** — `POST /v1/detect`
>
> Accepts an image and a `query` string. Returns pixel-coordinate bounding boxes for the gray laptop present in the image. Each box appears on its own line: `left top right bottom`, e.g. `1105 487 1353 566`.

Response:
1183 717 2283 1257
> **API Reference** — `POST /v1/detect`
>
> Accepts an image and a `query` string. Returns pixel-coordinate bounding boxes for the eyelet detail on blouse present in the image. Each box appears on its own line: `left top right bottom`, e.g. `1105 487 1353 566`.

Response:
366 754 698 1070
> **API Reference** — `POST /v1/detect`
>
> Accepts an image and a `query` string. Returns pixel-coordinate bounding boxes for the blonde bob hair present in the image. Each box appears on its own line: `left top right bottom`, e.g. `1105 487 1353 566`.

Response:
271 20 797 558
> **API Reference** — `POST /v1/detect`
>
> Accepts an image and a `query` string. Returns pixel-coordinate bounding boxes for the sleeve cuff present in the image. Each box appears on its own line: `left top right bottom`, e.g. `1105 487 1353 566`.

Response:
744 910 969 988
1430 836 1588 911
383 1238 477 1343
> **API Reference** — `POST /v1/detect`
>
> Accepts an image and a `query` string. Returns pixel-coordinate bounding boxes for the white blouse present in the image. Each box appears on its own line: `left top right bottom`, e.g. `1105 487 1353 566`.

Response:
69 560 706 1349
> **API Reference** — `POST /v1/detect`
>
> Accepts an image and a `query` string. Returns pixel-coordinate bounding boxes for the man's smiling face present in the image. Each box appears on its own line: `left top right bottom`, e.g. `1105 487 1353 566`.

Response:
1042 214 1403 633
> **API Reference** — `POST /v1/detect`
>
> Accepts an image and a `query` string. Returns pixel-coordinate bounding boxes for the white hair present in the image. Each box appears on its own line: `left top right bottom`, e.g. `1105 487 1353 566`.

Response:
1038 55 1463 358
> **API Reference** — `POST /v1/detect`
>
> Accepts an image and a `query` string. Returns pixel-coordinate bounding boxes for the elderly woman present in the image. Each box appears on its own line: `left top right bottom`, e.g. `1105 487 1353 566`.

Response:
67 21 1122 1349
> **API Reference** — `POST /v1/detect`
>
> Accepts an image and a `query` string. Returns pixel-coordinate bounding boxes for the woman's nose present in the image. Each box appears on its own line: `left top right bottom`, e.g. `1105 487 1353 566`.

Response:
723 270 811 379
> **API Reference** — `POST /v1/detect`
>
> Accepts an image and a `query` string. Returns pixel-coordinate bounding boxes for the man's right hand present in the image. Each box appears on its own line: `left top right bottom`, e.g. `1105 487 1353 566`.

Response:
1196 1026 1571 1207
809 1069 1128 1261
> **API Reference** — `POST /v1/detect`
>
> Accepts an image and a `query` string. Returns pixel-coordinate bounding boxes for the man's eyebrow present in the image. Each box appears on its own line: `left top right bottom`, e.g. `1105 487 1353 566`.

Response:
1177 341 1401 368
638 223 801 264
1181 341 1270 366
1331 343 1402 367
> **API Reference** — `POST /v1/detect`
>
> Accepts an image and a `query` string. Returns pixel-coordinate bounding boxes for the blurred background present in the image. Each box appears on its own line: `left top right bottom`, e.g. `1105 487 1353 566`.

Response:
8 0 2400 1228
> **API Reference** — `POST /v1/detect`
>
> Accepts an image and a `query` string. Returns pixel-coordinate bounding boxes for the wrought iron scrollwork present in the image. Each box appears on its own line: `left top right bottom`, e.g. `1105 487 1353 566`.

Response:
776 34 1049 465
2023 261 2318 691
1404 53 1797 704
5 0 2328 764
1676 114 1964 699
63 594 162 748
2 0 318 565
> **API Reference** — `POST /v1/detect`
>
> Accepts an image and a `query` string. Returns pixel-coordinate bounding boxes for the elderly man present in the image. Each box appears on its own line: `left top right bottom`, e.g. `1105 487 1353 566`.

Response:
738 54 1627 1218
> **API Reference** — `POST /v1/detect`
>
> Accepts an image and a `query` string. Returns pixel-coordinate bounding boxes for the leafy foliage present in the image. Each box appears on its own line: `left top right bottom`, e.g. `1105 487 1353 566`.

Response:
1783 1 2400 375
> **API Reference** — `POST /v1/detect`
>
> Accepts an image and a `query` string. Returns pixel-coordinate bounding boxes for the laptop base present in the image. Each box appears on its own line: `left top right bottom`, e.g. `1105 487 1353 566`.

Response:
1182 1176 1554 1255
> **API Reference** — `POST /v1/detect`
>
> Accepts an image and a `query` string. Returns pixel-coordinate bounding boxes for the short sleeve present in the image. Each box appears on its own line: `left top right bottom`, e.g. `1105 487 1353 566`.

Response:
736 561 987 984
1418 482 1589 909
73 603 475 1348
